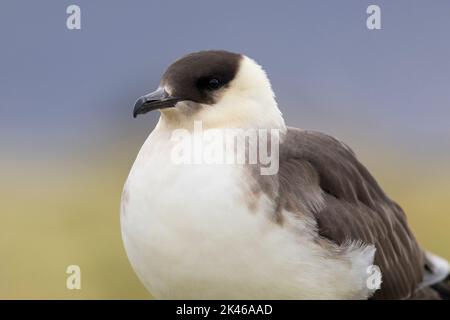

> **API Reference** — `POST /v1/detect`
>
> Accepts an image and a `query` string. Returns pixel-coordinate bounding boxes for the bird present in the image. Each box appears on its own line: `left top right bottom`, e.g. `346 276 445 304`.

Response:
121 50 450 299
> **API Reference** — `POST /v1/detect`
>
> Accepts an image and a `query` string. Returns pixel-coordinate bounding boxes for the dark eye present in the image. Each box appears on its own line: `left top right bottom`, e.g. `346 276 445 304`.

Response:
207 78 221 90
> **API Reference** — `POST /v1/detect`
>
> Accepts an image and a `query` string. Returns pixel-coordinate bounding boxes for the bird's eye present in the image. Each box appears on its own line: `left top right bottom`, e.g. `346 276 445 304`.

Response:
207 78 221 90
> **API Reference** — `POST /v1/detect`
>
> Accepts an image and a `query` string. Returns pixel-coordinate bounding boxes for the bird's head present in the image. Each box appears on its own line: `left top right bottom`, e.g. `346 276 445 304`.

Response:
133 50 285 130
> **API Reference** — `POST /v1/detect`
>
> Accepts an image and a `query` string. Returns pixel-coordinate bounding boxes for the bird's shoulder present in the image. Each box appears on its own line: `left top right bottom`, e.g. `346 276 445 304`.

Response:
278 127 387 211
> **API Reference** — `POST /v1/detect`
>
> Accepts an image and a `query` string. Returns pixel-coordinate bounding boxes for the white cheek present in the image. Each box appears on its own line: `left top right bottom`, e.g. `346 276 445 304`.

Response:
197 91 285 130
205 56 285 129
163 85 175 96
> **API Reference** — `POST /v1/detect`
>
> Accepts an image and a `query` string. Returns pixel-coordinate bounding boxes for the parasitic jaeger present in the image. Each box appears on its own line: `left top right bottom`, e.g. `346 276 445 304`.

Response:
121 50 450 299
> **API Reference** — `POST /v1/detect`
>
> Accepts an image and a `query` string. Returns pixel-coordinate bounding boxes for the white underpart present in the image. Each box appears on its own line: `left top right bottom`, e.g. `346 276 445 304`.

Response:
121 56 376 299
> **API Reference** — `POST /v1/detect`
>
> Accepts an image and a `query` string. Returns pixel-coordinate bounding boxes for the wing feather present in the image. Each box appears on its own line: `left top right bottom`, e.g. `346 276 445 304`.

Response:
275 127 425 299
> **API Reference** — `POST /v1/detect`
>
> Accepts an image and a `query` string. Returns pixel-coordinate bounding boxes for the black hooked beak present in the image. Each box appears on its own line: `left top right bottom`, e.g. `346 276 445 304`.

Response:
133 88 181 118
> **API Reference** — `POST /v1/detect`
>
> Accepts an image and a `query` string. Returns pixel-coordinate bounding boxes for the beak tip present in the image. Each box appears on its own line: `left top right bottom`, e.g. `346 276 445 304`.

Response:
133 98 145 118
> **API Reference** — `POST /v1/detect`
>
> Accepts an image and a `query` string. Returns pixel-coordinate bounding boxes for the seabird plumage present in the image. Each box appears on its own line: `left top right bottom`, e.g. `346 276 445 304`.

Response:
121 50 449 299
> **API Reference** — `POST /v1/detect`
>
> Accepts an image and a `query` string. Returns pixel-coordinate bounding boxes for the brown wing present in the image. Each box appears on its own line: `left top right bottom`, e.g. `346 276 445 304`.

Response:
277 127 425 299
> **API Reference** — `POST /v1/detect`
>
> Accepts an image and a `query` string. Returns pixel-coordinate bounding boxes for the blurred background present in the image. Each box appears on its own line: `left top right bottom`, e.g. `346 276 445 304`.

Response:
0 0 449 299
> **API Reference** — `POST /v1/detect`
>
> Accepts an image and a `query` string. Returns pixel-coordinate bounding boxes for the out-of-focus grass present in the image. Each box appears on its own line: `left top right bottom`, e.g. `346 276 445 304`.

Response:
0 152 150 299
0 145 449 299
361 150 450 261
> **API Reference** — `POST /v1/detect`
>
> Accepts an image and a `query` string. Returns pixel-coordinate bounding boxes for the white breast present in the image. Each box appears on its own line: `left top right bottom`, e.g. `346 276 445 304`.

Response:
120 126 376 299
